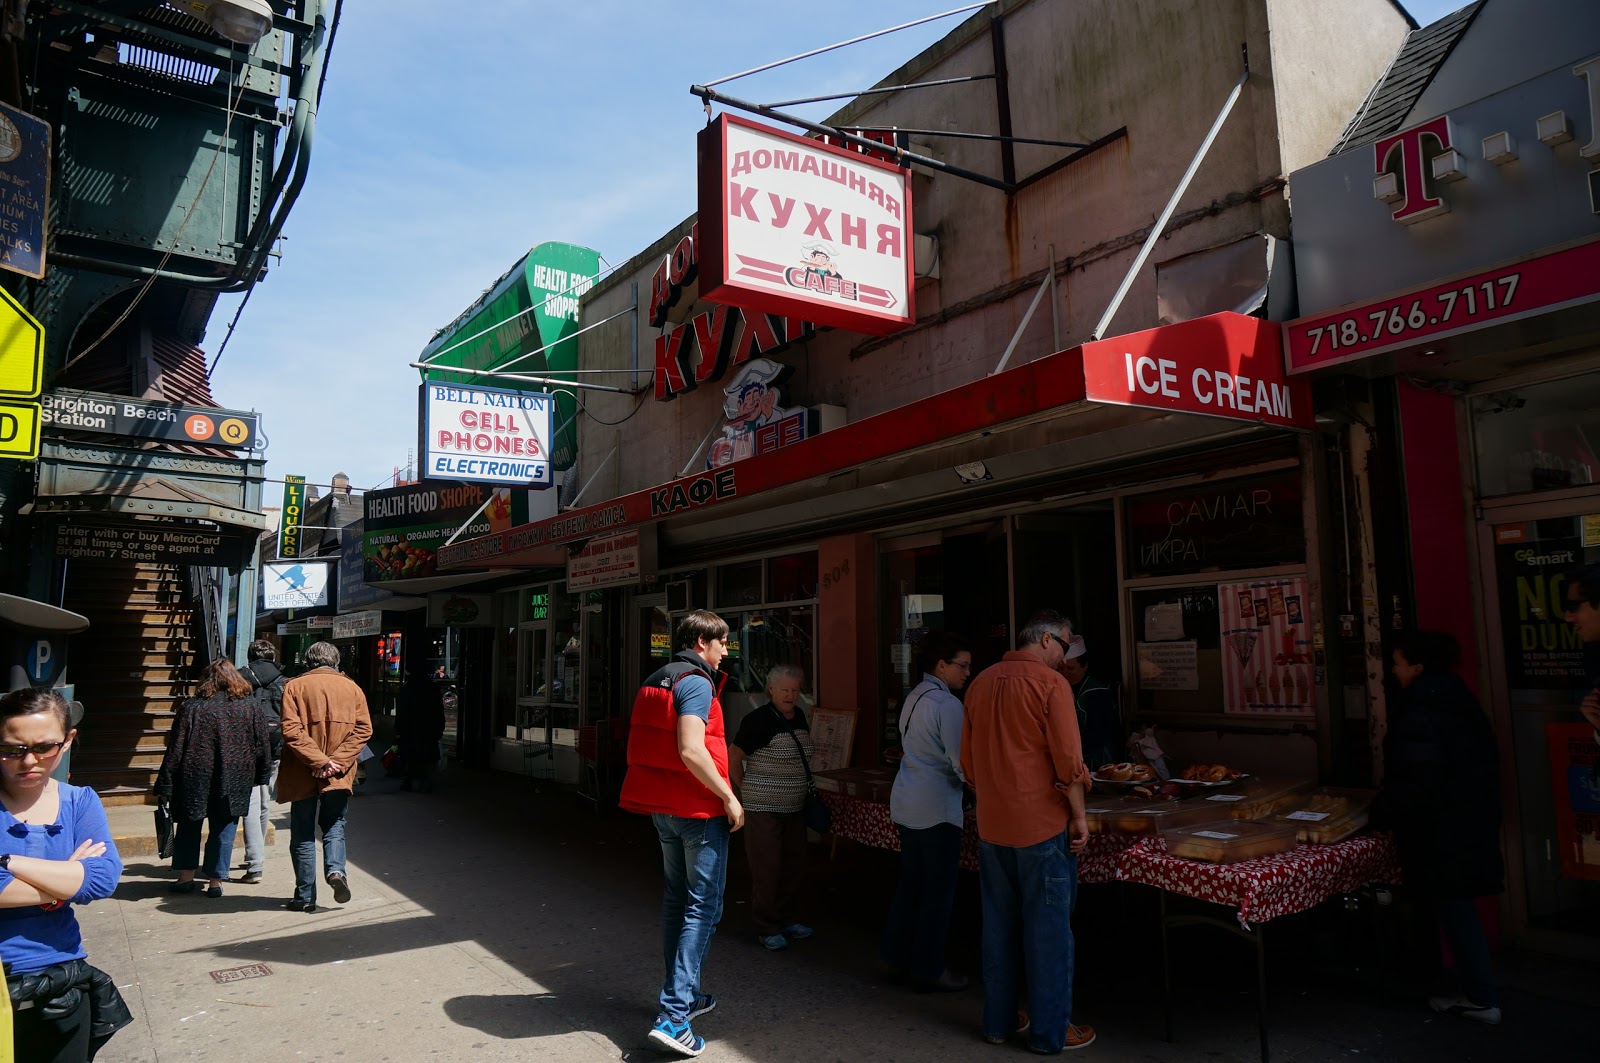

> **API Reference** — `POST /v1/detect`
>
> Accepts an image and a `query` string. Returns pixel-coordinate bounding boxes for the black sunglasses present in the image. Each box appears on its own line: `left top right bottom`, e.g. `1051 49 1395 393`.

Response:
0 741 68 760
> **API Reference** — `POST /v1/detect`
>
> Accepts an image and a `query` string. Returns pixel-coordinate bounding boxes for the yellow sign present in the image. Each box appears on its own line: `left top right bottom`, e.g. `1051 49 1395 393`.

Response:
1584 514 1600 549
0 400 40 459
0 287 43 399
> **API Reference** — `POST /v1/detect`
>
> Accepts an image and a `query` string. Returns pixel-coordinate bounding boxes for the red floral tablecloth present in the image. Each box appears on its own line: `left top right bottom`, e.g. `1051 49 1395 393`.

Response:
1113 832 1402 927
817 790 1134 882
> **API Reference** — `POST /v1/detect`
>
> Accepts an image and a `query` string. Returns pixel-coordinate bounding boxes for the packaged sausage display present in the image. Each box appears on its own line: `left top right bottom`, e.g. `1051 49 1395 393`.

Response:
1197 777 1315 820
1160 819 1299 863
1264 786 1376 844
1088 796 1218 834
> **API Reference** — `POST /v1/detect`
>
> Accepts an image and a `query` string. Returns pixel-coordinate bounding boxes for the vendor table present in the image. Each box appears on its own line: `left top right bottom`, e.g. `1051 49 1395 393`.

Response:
816 789 1134 882
1111 833 1402 1063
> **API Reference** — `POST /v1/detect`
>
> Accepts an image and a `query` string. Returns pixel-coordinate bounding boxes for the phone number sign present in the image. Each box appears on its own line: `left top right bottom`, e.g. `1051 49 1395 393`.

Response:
1284 238 1600 374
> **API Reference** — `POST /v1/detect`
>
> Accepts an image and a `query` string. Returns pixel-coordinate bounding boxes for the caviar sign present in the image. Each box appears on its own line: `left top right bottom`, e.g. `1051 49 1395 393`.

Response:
698 114 913 336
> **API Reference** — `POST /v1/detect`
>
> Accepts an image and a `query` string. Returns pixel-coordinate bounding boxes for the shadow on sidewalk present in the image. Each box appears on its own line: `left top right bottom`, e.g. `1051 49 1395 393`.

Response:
167 768 1592 1062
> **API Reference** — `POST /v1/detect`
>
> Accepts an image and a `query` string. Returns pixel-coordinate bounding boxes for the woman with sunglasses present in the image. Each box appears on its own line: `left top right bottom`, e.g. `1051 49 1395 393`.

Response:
0 687 130 1061
155 659 273 898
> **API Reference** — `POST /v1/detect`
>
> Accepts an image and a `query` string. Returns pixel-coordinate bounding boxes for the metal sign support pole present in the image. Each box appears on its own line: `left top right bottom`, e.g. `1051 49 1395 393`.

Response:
991 267 1054 376
1092 48 1250 340
442 492 497 548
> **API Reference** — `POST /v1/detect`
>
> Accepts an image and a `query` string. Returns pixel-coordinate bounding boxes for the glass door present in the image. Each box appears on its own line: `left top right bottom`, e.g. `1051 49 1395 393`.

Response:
1479 504 1600 948
633 595 673 693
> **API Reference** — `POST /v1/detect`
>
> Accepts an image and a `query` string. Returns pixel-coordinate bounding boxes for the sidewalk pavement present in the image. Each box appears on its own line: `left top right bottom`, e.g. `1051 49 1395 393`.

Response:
82 769 1594 1062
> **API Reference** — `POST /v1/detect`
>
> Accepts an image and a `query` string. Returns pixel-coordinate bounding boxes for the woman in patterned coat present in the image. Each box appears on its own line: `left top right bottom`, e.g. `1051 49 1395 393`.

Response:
155 660 273 898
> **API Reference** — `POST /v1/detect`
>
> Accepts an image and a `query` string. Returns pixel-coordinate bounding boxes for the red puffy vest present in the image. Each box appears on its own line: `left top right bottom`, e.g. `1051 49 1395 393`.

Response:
619 656 730 819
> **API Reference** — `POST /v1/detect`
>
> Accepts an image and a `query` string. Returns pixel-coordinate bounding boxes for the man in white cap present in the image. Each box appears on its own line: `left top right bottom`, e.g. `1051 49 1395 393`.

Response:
1057 630 1118 772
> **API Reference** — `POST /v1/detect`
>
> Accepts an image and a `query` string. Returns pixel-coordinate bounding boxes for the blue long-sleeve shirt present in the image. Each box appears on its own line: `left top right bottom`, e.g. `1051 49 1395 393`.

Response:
0 783 123 974
890 675 967 830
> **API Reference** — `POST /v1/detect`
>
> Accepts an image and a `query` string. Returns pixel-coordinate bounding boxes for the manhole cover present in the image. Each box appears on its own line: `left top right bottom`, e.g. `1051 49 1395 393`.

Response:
209 963 272 984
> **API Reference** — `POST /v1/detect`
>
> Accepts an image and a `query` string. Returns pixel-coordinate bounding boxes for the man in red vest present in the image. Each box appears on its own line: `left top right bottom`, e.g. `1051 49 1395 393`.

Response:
619 609 744 1058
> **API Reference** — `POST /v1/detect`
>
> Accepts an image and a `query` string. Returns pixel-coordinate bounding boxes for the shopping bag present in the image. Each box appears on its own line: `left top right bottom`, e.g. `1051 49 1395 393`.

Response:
0 957 12 1062
803 788 833 835
153 801 175 860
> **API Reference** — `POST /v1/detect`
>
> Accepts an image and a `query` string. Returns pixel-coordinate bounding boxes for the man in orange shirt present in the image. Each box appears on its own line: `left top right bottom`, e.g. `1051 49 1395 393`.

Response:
961 610 1095 1053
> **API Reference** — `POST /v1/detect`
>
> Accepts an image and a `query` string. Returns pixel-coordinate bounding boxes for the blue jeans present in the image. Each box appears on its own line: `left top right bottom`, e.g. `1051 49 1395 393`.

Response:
652 813 730 1023
881 822 962 982
979 831 1079 1052
173 808 237 881
289 791 349 903
1436 896 1499 1007
242 760 280 874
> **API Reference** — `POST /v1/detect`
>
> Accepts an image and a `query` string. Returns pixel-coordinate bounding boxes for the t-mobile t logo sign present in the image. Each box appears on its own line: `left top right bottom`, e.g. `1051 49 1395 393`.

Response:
1373 116 1454 223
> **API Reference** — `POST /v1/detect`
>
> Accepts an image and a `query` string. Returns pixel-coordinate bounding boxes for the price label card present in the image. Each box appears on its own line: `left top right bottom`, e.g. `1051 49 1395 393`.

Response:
1285 810 1331 822
1206 794 1246 802
1192 830 1239 840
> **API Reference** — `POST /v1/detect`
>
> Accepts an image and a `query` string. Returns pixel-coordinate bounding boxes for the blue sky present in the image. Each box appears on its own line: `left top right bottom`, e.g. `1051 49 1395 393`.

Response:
208 0 1467 496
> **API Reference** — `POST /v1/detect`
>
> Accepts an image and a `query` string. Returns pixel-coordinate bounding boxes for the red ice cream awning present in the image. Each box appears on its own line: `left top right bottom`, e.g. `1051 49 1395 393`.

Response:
437 312 1309 571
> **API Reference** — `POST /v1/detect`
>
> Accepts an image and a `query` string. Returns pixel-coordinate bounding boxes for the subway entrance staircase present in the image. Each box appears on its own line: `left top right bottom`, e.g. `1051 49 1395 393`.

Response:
61 560 197 807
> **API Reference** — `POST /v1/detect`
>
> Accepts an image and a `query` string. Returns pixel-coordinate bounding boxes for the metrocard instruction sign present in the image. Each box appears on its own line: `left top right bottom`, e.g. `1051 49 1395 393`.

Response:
698 114 914 336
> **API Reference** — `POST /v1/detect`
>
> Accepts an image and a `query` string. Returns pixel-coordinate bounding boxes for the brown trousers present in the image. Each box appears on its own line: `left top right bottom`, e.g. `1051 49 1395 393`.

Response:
744 809 808 936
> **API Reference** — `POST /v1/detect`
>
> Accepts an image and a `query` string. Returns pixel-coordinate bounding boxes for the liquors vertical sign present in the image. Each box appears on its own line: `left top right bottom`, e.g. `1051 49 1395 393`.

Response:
278 474 306 559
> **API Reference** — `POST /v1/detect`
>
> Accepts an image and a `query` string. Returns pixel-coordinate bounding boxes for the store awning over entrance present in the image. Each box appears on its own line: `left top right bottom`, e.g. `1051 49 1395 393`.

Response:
438 312 1310 571
25 440 267 532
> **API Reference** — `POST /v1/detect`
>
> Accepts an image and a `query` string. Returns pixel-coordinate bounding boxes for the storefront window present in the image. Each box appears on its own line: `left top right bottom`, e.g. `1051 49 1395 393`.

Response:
1472 375 1600 497
1486 514 1600 934
551 590 581 707
721 605 816 697
715 561 764 608
767 551 819 602
494 590 518 736
1122 471 1311 719
1123 472 1304 578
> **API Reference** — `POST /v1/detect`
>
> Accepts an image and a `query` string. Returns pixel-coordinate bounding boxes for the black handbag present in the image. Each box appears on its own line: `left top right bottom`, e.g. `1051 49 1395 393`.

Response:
783 719 832 835
153 800 175 860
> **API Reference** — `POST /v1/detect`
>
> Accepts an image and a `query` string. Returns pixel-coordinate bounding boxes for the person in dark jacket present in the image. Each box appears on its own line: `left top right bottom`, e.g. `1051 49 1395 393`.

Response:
155 660 272 899
395 657 445 792
1381 630 1504 1026
239 639 285 882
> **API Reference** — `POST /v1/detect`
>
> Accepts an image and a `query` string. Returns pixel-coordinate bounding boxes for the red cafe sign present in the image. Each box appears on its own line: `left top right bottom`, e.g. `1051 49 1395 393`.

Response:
698 114 915 337
647 223 815 402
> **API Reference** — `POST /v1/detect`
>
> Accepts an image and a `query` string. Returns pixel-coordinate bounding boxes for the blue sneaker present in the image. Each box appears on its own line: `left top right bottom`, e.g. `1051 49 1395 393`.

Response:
758 933 788 951
648 1017 704 1057
782 923 813 940
687 993 716 1020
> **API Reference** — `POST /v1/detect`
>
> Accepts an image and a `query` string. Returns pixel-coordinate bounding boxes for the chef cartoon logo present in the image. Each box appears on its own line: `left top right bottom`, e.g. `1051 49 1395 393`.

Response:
706 357 801 469
799 241 842 280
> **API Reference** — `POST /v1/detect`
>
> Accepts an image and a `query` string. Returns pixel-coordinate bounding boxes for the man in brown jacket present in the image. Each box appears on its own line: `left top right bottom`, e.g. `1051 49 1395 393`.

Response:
278 641 373 913
961 609 1094 1053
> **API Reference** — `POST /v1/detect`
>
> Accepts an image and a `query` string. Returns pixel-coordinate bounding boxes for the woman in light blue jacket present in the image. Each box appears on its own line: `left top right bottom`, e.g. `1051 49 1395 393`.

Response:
881 631 972 992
